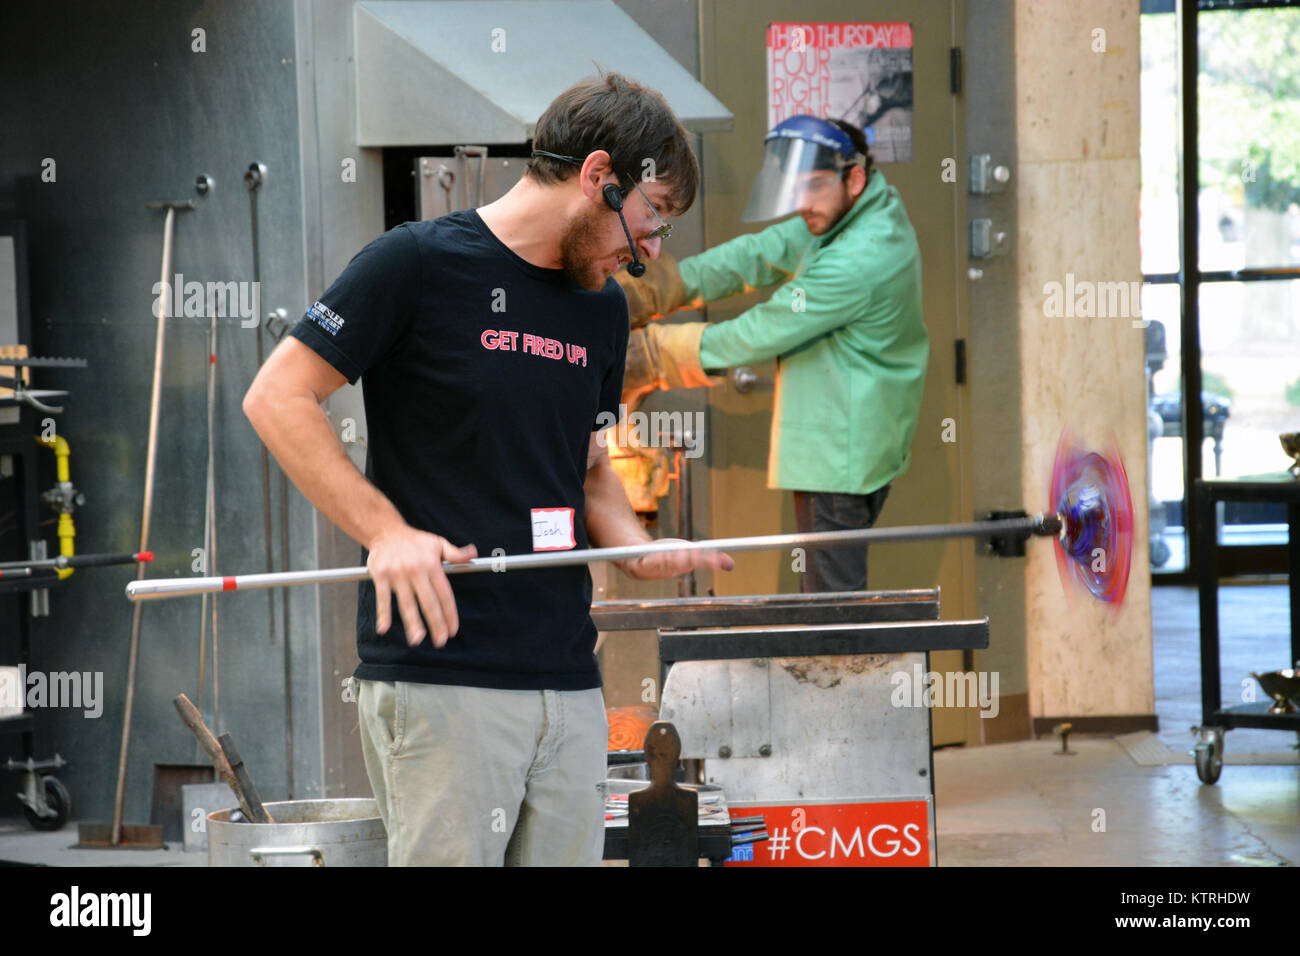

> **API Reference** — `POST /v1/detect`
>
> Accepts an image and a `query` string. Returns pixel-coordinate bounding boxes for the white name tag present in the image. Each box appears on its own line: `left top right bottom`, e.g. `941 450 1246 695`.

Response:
531 507 576 551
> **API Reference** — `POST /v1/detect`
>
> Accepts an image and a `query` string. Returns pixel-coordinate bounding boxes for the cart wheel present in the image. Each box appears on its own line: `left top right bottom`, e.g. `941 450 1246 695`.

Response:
23 776 71 831
1194 731 1223 785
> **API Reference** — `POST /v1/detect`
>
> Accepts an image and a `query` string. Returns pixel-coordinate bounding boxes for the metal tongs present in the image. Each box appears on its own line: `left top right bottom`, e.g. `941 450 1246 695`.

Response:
0 356 87 414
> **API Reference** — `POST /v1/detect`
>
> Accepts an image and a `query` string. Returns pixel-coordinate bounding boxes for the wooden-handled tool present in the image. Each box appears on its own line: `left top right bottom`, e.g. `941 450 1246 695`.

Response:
172 693 274 823
217 733 273 824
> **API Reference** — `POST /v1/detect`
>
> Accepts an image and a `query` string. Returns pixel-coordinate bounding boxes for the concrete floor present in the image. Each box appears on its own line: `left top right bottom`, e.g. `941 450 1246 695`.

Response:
2 585 1296 867
936 584 1299 866
935 739 1297 866
0 819 208 867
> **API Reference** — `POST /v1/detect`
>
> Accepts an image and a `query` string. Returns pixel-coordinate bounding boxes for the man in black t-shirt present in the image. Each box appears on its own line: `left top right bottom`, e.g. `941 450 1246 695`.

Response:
243 73 732 865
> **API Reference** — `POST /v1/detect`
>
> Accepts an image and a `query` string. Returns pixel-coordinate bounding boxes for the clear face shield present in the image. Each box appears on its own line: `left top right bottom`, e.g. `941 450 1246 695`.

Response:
742 136 856 223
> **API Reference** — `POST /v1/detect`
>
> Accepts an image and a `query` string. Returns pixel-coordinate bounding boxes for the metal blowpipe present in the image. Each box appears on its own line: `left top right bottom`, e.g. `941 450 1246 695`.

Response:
125 513 1062 602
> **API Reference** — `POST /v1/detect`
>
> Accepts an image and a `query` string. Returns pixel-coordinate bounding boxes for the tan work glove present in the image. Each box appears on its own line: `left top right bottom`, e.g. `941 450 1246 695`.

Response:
623 321 724 391
613 252 688 329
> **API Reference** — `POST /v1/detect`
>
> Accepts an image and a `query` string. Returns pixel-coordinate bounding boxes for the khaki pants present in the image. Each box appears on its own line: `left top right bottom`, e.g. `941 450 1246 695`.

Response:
357 679 608 866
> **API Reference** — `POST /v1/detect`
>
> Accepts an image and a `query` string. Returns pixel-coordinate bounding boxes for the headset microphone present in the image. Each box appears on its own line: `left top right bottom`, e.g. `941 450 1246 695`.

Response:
603 183 646 277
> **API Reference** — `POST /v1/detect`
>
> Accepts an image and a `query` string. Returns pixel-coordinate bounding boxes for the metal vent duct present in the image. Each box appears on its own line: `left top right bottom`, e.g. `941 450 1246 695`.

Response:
354 0 734 146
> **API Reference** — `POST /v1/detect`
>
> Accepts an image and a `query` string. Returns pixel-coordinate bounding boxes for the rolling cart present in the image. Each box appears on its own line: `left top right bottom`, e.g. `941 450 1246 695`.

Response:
1191 476 1300 783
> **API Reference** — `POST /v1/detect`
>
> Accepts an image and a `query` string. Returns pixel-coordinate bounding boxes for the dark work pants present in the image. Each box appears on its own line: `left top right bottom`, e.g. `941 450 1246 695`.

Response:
792 486 891 593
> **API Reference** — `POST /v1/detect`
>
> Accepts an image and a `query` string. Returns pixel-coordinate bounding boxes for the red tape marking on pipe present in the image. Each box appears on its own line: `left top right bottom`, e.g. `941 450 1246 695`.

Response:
222 576 237 591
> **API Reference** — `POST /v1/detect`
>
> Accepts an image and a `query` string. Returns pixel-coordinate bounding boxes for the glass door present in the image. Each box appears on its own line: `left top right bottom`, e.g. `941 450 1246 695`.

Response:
1140 0 1300 577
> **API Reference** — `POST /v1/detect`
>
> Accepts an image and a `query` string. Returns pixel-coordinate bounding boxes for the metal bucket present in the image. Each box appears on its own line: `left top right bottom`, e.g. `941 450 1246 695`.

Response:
207 798 387 867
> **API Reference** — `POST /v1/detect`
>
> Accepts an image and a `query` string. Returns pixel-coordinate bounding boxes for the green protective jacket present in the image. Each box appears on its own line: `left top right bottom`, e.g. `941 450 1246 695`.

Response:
680 169 928 495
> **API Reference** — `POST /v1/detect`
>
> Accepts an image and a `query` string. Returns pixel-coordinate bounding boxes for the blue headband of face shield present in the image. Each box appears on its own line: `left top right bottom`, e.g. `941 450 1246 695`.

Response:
743 117 868 222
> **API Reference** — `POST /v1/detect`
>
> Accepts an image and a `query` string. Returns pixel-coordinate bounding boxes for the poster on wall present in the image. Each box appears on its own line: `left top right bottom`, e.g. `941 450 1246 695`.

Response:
765 22 914 163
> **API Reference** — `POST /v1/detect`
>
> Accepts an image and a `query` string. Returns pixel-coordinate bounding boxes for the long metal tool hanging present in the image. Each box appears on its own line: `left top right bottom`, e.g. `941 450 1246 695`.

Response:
245 161 294 797
127 514 1062 602
111 199 194 846
197 300 220 752
245 163 276 643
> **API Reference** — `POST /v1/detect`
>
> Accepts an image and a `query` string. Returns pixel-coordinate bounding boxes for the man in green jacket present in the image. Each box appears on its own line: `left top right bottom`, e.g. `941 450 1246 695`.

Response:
617 116 928 591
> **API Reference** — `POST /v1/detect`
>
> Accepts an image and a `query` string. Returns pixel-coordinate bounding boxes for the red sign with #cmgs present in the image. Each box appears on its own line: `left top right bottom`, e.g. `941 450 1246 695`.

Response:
725 799 932 867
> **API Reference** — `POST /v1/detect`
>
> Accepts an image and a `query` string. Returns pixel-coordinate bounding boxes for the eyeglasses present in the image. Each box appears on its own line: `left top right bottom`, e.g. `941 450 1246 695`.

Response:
629 179 673 241
531 148 672 241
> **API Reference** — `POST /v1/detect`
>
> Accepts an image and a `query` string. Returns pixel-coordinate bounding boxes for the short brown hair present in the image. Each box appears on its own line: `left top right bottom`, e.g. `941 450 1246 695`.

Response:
526 72 699 216
829 119 874 183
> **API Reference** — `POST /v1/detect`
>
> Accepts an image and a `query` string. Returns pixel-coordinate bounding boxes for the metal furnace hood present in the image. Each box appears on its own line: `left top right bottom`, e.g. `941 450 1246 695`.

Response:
354 0 734 146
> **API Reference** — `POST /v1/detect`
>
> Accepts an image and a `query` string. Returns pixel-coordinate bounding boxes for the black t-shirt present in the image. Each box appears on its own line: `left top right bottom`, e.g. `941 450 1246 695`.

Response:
288 209 628 690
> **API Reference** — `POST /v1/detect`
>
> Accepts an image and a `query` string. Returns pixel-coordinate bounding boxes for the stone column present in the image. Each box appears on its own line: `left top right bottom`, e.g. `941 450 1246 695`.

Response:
1015 0 1154 731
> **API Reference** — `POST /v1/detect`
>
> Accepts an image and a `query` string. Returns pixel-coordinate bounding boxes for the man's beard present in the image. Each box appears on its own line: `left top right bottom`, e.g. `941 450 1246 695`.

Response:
559 204 614 291
806 184 852 235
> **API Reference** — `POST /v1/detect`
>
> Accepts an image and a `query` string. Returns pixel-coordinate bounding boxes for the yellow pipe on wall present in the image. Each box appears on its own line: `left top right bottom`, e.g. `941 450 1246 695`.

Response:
36 434 75 580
